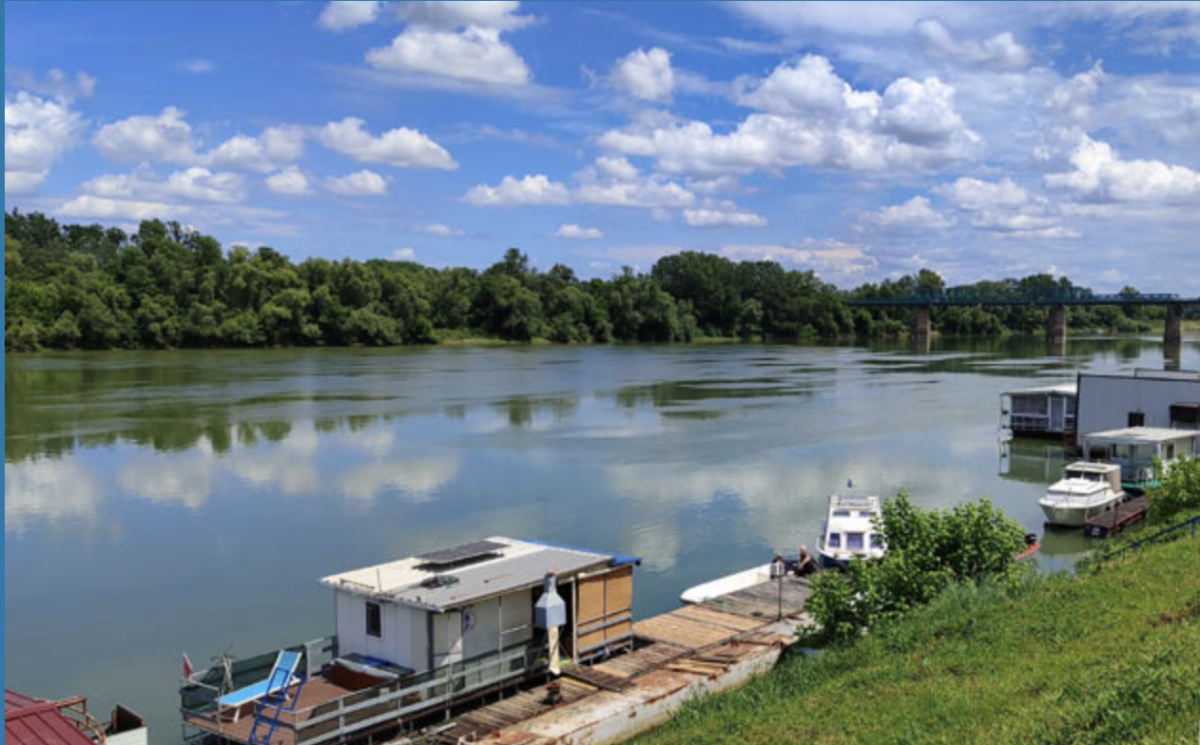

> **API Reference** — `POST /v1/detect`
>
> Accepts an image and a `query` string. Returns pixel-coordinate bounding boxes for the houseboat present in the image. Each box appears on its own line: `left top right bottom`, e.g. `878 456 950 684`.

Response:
5 689 146 745
816 494 885 569
1000 383 1077 439
1075 370 1199 447
1080 427 1199 487
1038 461 1125 527
179 537 638 745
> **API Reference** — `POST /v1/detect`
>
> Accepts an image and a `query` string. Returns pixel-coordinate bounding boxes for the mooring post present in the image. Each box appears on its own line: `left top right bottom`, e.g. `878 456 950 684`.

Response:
1047 305 1067 344
1164 303 1183 346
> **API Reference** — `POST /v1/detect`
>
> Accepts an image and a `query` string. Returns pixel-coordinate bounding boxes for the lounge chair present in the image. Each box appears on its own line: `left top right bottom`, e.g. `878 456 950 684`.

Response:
217 650 303 723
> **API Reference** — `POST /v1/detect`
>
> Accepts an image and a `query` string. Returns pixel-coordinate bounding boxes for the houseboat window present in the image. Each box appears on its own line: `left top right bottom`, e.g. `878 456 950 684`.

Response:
1165 443 1176 460
1128 411 1145 427
847 533 864 550
828 533 841 549
366 601 382 638
870 534 883 549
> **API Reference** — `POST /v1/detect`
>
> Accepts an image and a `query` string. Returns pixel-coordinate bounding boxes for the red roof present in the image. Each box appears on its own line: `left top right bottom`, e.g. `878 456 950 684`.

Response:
4 690 97 745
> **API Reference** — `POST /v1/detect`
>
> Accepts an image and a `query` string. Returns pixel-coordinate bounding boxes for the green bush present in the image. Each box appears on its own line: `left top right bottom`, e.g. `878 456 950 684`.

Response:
1149 455 1200 520
807 492 1027 643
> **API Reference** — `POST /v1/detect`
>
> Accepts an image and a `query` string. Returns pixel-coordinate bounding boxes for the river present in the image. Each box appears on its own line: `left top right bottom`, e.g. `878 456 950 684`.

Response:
5 335 1197 741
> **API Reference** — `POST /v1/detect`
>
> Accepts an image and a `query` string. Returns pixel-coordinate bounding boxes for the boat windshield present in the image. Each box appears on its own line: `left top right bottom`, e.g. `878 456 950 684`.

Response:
847 533 864 550
870 533 884 549
833 510 851 517
1066 470 1104 482
828 533 841 549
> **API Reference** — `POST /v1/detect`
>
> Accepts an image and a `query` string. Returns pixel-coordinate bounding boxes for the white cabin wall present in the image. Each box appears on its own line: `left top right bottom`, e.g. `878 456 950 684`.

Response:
334 590 430 668
1076 377 1200 445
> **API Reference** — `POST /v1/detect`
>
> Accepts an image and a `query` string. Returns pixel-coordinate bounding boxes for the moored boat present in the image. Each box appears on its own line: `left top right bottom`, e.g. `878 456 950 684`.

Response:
816 494 886 569
1038 461 1125 527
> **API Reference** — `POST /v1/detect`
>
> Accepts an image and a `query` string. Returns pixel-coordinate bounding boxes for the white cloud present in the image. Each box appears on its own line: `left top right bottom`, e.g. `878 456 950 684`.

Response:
5 92 84 193
682 206 768 228
555 223 604 240
5 68 96 101
720 239 878 280
391 247 417 261
463 174 571 206
937 176 1029 211
1046 62 1106 122
396 1 533 32
325 169 389 196
594 155 640 182
1045 134 1200 203
420 222 464 236
866 195 953 229
265 166 312 196
181 59 216 74
914 18 1031 70
82 167 246 204
93 107 197 164
726 1 985 37
319 117 457 169
58 195 186 221
366 26 531 87
611 47 675 103
572 156 697 208
206 125 306 173
603 56 977 177
318 1 382 31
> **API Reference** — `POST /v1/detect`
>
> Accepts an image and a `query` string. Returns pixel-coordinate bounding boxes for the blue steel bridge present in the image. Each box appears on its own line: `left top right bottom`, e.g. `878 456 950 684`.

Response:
845 289 1199 343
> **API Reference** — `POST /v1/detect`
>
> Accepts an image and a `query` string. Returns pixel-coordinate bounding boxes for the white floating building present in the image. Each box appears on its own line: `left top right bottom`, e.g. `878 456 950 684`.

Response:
1075 370 1200 447
1000 383 1077 438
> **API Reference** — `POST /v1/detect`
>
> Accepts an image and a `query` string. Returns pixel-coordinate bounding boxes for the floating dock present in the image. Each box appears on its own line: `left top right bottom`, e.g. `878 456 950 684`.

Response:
415 575 814 745
1084 496 1151 539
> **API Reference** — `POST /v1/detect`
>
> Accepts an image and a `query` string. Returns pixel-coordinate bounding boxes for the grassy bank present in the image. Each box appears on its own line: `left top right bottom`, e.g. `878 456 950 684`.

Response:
636 531 1200 745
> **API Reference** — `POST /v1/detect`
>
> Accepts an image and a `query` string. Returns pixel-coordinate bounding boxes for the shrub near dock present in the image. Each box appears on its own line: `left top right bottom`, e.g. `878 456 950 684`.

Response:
806 492 1027 643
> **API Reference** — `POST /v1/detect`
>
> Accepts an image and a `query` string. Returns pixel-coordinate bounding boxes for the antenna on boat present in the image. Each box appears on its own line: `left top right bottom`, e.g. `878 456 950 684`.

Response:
376 568 382 593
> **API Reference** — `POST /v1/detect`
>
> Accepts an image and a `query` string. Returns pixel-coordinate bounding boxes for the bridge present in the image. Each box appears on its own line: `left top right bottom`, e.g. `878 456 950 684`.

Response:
846 289 1200 345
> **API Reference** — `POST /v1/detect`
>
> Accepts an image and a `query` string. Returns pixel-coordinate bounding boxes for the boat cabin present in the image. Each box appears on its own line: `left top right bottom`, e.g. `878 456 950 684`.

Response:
1081 427 1199 485
1000 383 1077 438
180 538 639 745
817 495 885 569
1059 461 1123 494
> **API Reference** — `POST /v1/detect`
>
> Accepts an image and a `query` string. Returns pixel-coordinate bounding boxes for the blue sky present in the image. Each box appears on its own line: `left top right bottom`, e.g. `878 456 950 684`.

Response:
5 1 1200 291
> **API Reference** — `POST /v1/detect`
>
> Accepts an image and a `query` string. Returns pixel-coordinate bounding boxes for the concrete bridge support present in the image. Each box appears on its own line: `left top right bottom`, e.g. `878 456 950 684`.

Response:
1047 305 1067 345
1165 303 1184 346
911 305 932 343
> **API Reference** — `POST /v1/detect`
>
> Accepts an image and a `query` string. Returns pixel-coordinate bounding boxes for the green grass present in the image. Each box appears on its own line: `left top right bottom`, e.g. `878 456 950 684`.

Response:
635 534 1200 745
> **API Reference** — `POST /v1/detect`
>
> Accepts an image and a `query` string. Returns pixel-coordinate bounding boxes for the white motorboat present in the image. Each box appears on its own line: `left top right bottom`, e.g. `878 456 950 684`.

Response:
816 494 885 569
679 564 774 604
1039 461 1125 527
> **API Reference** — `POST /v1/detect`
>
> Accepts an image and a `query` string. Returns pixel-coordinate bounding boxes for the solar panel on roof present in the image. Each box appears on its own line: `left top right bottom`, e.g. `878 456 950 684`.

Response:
416 539 506 566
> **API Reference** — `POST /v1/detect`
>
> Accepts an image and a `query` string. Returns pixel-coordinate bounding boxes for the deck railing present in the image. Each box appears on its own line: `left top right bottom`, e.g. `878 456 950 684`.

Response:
181 638 541 745
1102 512 1200 561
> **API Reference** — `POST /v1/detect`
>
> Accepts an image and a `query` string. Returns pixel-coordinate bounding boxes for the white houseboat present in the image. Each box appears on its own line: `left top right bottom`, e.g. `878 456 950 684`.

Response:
817 495 885 569
1080 427 1199 486
180 537 638 745
1038 462 1125 527
1075 370 1199 447
1000 383 1077 439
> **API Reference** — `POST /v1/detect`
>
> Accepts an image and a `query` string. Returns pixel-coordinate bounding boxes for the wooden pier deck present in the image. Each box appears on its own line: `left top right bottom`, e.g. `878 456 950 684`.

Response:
1085 496 1150 538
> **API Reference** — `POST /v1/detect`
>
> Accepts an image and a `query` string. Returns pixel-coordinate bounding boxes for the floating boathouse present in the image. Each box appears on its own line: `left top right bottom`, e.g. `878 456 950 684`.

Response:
180 537 638 745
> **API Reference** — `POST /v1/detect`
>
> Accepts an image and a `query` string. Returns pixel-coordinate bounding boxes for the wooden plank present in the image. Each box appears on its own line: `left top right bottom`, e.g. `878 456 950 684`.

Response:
673 605 764 632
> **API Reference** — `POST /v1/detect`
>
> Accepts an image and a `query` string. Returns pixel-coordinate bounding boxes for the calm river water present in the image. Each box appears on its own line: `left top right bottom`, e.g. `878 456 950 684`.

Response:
6 336 1198 741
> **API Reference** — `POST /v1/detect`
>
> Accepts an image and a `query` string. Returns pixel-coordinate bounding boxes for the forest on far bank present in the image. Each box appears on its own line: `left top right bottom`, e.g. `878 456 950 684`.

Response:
4 211 1177 352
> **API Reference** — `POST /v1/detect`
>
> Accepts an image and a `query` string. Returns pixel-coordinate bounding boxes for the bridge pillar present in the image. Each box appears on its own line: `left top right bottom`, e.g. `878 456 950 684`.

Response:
1164 303 1183 346
911 305 932 342
1047 305 1067 344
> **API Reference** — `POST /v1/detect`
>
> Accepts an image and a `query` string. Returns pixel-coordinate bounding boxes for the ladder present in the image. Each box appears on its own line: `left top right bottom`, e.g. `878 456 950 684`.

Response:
247 668 306 745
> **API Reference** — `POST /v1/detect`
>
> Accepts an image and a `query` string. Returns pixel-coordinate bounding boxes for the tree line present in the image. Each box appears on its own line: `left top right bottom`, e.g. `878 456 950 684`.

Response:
3 211 1173 351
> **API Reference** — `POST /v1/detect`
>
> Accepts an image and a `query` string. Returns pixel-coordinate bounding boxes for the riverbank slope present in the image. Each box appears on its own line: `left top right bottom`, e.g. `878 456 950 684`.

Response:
635 530 1200 745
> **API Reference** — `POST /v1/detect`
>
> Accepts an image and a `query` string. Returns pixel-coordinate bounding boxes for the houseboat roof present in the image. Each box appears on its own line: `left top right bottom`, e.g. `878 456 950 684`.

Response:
1083 427 1200 444
320 537 621 612
1064 461 1121 473
1001 383 1077 396
5 690 97 745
